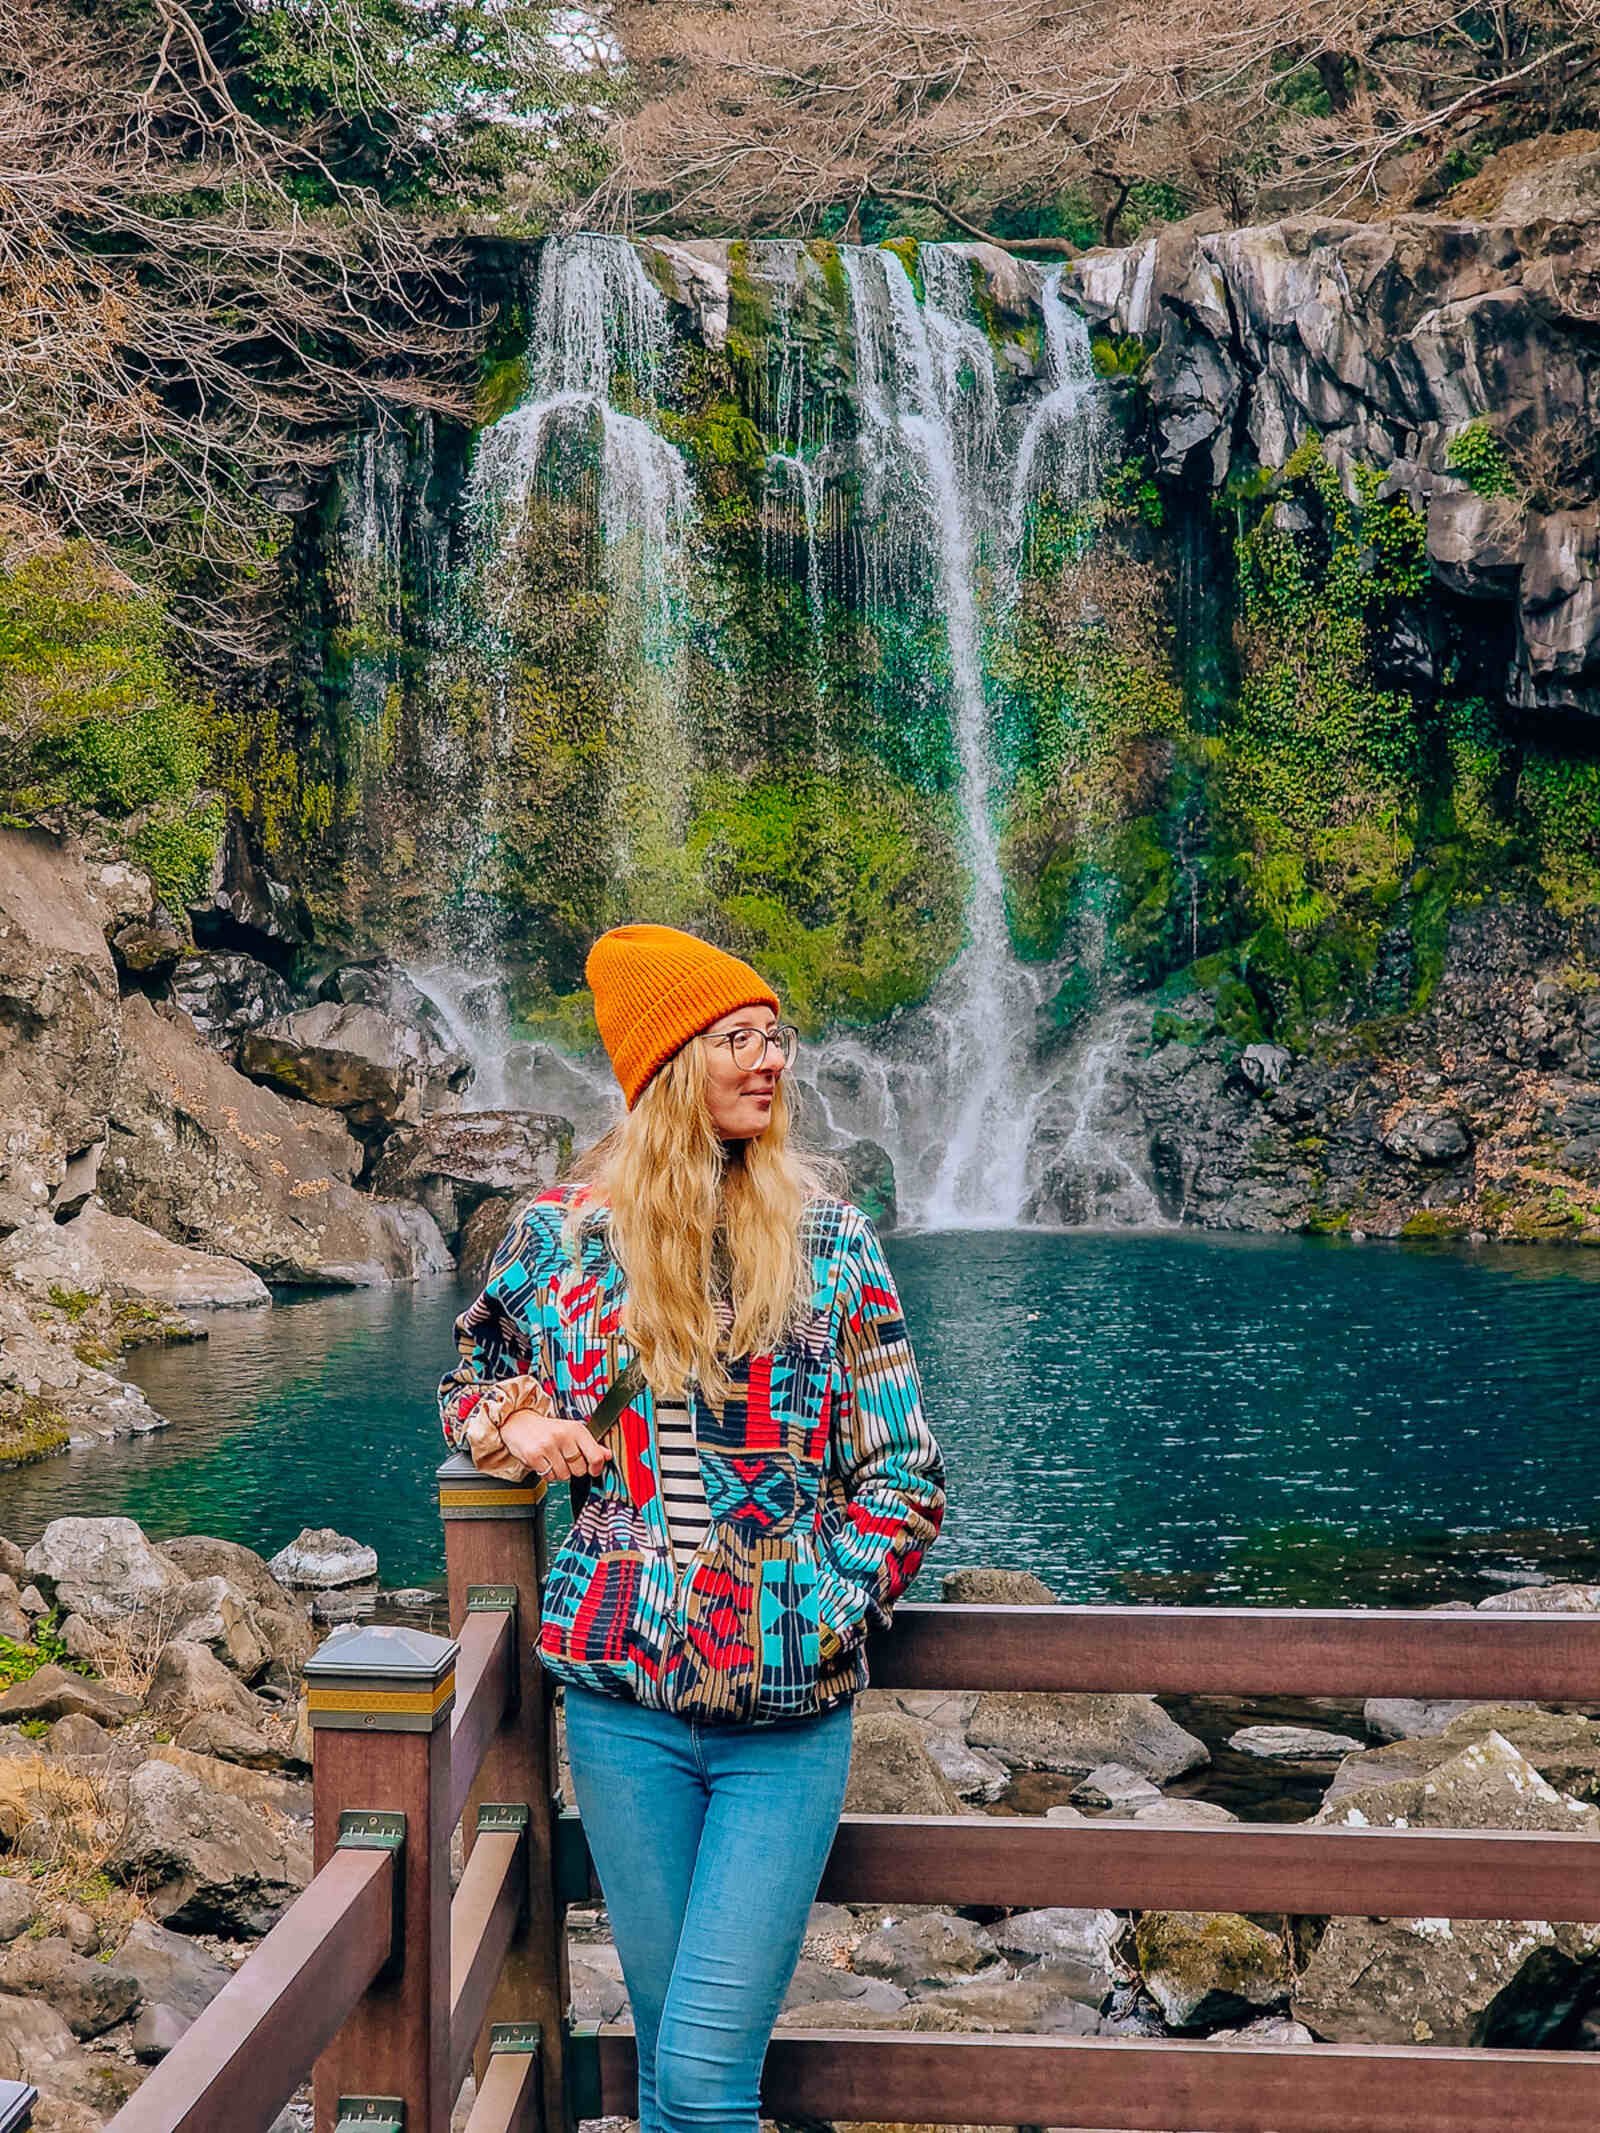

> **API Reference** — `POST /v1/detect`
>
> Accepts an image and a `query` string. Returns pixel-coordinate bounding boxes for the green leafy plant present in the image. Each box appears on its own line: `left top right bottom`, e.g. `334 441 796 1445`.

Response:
1446 419 1519 499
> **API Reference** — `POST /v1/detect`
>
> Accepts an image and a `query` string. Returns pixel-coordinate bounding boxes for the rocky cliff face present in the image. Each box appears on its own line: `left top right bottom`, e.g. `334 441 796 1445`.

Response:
1073 195 1600 720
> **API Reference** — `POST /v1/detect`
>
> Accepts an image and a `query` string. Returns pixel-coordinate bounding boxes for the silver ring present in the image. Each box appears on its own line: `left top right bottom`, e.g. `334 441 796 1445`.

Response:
533 1459 551 1475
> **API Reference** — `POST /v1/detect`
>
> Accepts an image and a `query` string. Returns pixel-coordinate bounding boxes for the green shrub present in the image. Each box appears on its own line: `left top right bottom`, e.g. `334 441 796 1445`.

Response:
1446 419 1519 500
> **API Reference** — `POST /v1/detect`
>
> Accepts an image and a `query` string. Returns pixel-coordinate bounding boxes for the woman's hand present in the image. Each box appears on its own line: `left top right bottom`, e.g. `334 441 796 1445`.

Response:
480 1378 613 1481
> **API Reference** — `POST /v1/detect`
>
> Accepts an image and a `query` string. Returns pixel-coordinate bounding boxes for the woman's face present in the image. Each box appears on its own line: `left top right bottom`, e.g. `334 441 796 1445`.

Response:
700 1004 785 1141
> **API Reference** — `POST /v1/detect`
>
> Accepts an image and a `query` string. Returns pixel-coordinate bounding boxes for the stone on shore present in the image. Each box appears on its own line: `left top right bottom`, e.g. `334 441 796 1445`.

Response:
941 1567 1056 1605
25 1515 189 1627
1227 1724 1364 1760
143 1641 274 1728
851 1912 1001 1990
843 1711 967 1815
0 1665 136 1727
1324 1706 1600 1808
2 1202 269 1311
986 1905 1121 1991
966 1692 1209 1781
239 1001 441 1136
110 1758 311 1935
269 1527 379 1590
1130 1911 1289 2031
0 1935 139 2039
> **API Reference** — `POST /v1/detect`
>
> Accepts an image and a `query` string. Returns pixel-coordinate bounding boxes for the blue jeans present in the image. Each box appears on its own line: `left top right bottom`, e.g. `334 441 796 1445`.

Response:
563 1681 854 2133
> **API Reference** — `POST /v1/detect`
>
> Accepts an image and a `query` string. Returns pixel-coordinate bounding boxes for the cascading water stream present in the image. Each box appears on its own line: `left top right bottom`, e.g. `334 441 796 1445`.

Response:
390 234 1162 1229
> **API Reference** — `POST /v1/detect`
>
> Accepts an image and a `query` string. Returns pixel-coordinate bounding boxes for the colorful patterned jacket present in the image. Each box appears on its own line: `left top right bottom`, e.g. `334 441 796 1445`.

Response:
438 1185 945 1726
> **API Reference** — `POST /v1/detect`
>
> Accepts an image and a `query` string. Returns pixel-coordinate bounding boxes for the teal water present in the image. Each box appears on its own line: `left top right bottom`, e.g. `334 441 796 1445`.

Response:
2 1231 1598 1601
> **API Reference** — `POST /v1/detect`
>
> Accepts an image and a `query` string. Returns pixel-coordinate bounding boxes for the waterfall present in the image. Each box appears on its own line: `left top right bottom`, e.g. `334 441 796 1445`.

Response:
466 235 696 899
385 233 1162 1232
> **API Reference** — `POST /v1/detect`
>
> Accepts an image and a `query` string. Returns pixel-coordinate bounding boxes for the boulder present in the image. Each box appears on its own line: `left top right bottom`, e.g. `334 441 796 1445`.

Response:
1129 1797 1240 1828
109 1757 312 1935
1072 1763 1164 1808
0 1280 169 1458
24 1515 189 1627
1479 1581 1600 1613
1324 1707 1600 1808
780 1960 906 2016
911 1971 1104 2035
966 1693 1209 1781
1130 1911 1289 2031
1363 1696 1521 1741
158 1536 315 1671
3 1201 269 1311
104 992 452 1285
1227 1725 1364 1761
851 1911 1001 1989
0 1576 27 1644
152 1743 309 1818
371 1110 571 1248
240 1002 441 1138
143 1641 273 1728
316 960 475 1107
0 1994 78 2086
42 1713 109 1760
176 1710 304 1774
843 1712 967 1816
0 1666 136 1727
986 1905 1121 1992
1381 1106 1474 1165
0 1934 139 2038
115 1917 233 2023
134 2000 194 2061
167 951 297 1051
269 1527 379 1590
1318 1726 1600 1834
924 1731 1011 1803
941 1567 1056 1605
1293 1913 1600 2048
0 828 122 1233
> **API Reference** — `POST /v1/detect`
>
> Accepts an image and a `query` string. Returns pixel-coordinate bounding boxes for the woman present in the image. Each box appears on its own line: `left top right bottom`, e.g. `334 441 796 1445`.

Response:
438 921 946 2133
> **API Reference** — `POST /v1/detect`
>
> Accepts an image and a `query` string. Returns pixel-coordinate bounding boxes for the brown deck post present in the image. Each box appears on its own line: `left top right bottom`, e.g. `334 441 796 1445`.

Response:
440 1450 573 2133
306 1621 459 2133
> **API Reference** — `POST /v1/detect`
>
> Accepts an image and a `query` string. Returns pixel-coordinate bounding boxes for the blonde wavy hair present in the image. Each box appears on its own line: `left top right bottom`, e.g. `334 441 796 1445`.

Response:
563 1037 836 1404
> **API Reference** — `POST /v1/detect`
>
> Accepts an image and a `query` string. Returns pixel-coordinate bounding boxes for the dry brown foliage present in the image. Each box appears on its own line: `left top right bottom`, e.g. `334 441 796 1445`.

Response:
0 0 478 650
594 0 1600 238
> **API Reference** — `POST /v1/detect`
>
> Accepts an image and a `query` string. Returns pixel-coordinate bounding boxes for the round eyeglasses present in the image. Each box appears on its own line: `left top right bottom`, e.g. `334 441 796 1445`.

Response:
703 1022 799 1071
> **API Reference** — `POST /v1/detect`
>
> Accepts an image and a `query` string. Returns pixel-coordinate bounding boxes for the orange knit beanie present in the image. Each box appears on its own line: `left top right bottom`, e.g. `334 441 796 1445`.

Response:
585 923 781 1109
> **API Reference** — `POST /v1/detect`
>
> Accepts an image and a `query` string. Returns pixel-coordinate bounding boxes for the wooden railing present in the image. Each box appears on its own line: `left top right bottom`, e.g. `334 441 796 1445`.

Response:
106 1455 1600 2133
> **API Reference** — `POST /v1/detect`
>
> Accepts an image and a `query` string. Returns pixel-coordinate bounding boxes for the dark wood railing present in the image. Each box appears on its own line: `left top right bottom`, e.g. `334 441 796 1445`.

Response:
104 1458 1600 2133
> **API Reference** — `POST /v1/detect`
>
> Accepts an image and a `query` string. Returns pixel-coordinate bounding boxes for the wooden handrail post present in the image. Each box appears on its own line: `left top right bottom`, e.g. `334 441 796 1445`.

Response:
439 1451 572 2133
307 1621 459 2133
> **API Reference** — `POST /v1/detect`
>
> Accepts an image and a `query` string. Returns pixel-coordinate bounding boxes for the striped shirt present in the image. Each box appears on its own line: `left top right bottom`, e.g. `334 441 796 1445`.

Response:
653 1391 712 1570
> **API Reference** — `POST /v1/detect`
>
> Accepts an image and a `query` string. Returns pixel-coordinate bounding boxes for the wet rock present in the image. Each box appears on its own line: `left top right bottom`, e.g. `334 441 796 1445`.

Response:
24 1515 188 1627
110 1757 312 1935
837 1138 897 1232
851 1911 1001 1990
2 1201 269 1311
0 1666 136 1726
167 951 298 1051
105 993 451 1285
371 1111 571 1248
843 1712 967 1815
0 1934 139 2037
941 1567 1056 1605
967 1693 1209 1782
269 1527 379 1590
1324 1708 1600 1809
1227 1724 1364 1760
1130 1911 1288 2031
456 1194 515 1287
0 828 122 1234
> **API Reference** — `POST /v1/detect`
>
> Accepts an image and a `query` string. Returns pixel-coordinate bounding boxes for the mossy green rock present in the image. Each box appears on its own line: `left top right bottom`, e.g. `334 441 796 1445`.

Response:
1131 1910 1288 2029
